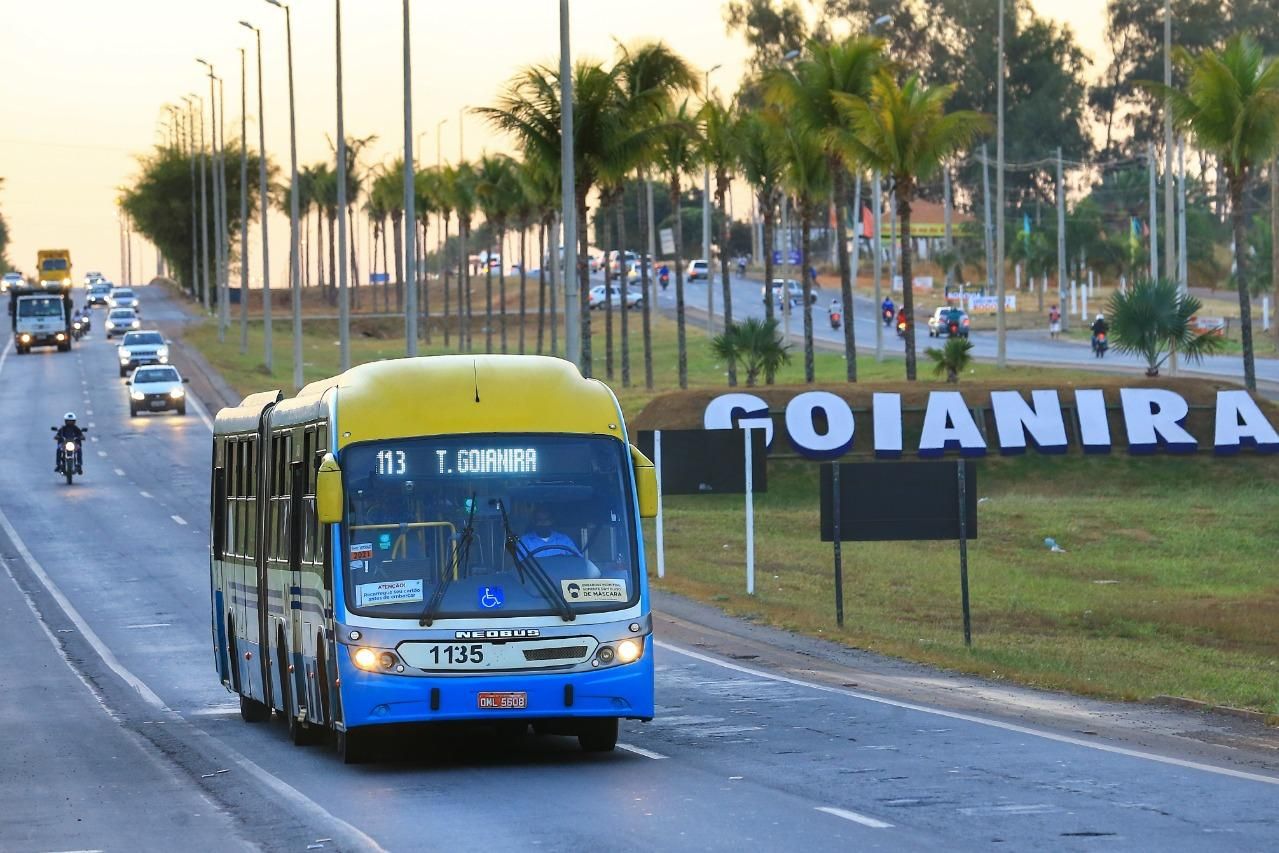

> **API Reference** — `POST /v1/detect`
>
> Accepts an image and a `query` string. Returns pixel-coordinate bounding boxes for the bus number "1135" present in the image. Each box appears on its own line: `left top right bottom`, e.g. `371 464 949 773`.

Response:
428 643 485 665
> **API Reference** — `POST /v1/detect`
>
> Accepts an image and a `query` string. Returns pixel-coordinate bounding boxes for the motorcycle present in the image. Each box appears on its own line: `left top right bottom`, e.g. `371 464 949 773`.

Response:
52 427 87 484
896 319 908 339
1092 332 1108 358
72 315 86 340
829 310 842 330
882 307 894 327
658 270 670 290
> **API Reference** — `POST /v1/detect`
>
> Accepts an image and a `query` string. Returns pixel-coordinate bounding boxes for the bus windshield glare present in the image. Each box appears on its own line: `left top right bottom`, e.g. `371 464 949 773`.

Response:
342 434 638 620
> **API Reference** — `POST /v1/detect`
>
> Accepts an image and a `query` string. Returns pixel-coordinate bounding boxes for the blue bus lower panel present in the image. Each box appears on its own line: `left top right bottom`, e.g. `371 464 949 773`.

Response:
337 652 654 728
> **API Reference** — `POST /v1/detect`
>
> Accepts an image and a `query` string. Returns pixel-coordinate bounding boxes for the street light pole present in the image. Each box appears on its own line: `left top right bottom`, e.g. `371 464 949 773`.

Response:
182 96 198 301
196 92 210 312
402 0 418 357
266 0 303 390
239 48 249 355
436 117 447 335
995 0 1007 367
335 0 350 371
559 0 580 369
703 64 721 336
241 20 273 374
1164 0 1176 284
218 74 229 342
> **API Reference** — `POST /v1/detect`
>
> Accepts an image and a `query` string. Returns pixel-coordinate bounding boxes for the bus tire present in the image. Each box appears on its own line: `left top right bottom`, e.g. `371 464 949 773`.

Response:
335 727 370 764
239 692 272 723
577 718 618 753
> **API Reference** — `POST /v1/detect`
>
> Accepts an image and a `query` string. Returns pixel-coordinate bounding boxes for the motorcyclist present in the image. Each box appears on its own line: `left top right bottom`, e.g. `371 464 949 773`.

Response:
54 412 85 474
1091 313 1108 337
658 263 670 290
881 296 895 326
895 307 908 337
829 297 842 328
737 256 747 276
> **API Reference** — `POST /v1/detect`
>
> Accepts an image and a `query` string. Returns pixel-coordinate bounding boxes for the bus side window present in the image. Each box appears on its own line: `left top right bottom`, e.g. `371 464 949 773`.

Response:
213 466 226 561
289 460 304 573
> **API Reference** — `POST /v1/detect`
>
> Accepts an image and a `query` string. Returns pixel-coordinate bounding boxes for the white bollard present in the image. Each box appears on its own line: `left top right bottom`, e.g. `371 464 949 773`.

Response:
1082 287 1088 320
1088 269 1094 296
1264 296 1271 332
1070 280 1078 316
744 429 755 596
1015 264 1021 291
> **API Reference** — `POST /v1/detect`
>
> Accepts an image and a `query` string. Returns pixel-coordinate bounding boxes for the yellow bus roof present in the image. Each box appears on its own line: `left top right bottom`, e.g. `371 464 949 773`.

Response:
331 355 625 448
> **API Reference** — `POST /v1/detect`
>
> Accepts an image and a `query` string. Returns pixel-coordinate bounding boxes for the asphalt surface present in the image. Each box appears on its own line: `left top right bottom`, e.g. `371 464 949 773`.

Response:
1 283 1277 852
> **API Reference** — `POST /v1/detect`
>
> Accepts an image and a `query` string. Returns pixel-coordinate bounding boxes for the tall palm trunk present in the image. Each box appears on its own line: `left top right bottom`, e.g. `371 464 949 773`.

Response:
800 196 815 383
327 211 337 307
498 227 508 353
576 190 593 377
603 196 615 381
462 221 474 352
442 212 451 348
537 221 547 353
671 177 687 389
1228 171 1257 391
484 237 494 353
900 190 918 381
550 213 559 356
761 196 776 331
715 174 735 387
518 225 528 354
617 200 631 387
640 177 655 390
349 206 359 312
420 220 431 344
832 165 857 381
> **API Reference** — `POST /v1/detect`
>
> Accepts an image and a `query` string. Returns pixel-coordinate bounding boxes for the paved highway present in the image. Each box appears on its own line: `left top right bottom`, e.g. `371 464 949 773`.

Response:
2 284 1277 851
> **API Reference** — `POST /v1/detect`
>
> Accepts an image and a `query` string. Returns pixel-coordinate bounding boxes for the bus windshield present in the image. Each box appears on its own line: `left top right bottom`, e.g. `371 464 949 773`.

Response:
342 434 638 621
18 297 64 317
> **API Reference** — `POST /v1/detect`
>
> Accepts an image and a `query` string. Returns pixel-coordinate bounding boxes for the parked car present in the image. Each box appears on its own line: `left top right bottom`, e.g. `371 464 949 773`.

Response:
105 307 141 338
761 278 817 307
588 284 644 310
688 259 710 281
116 330 170 377
927 306 971 338
127 364 189 417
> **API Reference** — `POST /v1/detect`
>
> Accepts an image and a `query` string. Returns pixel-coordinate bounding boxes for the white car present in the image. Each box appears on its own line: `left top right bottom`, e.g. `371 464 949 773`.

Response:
105 307 141 338
1 272 22 293
127 364 189 417
761 278 817 306
588 284 643 310
117 330 170 377
688 259 710 281
107 287 140 311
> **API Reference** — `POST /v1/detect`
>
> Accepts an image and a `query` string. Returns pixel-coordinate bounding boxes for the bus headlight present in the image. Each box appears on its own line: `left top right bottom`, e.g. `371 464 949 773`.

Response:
352 647 378 671
615 638 643 664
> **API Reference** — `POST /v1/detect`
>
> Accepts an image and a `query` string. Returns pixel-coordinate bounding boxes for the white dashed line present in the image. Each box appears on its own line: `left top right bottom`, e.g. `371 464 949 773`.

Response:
126 623 171 629
88 422 96 428
815 806 894 829
113 468 125 476
97 451 107 458
171 515 187 526
139 490 153 499
617 742 667 760
85 409 93 416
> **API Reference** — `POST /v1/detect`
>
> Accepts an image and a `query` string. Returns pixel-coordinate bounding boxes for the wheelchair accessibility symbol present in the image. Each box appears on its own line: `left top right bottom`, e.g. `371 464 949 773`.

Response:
478 586 504 609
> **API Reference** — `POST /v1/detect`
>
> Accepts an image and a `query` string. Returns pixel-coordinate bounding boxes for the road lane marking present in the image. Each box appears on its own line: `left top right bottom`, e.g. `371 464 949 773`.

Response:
0 507 388 853
113 468 125 477
171 515 187 526
0 337 10 373
85 409 93 415
126 623 171 629
815 806 893 829
97 451 106 457
617 742 667 760
656 641 1279 787
88 422 96 428
187 392 215 431
140 490 153 498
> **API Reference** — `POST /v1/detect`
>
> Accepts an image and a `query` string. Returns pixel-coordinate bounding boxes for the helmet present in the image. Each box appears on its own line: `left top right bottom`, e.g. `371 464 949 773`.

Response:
1096 314 1104 322
64 412 77 422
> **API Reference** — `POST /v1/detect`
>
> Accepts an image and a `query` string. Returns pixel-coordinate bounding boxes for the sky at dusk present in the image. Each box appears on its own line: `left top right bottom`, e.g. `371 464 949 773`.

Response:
2 0 1108 285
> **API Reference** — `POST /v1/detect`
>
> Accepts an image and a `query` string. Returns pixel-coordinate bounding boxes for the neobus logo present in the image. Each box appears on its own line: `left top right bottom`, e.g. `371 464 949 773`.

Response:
455 629 542 639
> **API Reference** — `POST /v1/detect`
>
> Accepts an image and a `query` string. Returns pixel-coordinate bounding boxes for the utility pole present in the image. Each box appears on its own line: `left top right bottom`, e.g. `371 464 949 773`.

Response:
199 60 222 331
1179 136 1189 289
1149 143 1158 281
1163 0 1175 281
872 171 883 361
197 93 210 311
218 75 229 342
942 162 953 291
266 0 303 390
1056 147 1068 333
241 20 273 374
333 1 350 370
703 65 721 336
981 144 993 289
402 0 417 356
995 0 1007 367
559 0 580 369
239 48 249 355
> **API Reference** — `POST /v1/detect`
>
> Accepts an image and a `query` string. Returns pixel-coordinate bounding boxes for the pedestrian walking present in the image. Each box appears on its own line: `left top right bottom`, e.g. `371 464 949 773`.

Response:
1048 304 1061 340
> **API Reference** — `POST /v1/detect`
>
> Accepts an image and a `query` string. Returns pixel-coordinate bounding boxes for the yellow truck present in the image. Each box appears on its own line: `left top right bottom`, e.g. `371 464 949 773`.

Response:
36 249 73 291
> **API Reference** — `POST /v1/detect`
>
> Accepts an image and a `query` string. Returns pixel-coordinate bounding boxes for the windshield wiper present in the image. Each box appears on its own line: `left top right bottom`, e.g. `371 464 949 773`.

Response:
496 499 575 622
418 491 477 626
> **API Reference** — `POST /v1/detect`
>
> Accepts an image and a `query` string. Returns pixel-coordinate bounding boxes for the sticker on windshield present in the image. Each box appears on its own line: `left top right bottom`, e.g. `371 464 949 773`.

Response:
561 579 627 602
349 542 373 560
478 586 504 609
356 579 423 607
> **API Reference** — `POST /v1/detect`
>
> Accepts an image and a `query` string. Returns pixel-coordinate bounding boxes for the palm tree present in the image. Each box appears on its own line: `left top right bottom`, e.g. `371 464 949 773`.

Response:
614 41 697 387
295 164 321 290
699 96 739 386
776 119 830 384
370 162 406 312
414 167 440 344
1107 277 1225 376
450 161 478 351
510 160 538 354
476 153 518 353
711 317 791 387
925 337 975 383
654 98 703 389
428 165 455 348
768 36 884 382
835 72 989 381
736 108 785 339
313 164 338 304
335 134 375 311
1148 35 1279 392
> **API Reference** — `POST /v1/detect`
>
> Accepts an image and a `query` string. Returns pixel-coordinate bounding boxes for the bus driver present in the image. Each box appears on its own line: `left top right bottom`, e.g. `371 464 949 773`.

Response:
517 507 581 559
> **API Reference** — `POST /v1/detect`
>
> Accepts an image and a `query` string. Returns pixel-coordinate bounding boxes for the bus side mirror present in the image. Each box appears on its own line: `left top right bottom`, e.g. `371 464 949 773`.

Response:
316 453 343 524
630 445 658 519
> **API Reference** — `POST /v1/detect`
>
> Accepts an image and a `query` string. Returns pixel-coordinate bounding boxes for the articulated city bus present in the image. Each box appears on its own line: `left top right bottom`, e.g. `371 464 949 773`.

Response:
209 355 658 762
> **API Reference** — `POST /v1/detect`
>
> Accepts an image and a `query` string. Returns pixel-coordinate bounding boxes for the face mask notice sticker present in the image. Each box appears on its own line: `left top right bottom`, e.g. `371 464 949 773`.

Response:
561 579 627 603
356 579 423 607
350 542 373 561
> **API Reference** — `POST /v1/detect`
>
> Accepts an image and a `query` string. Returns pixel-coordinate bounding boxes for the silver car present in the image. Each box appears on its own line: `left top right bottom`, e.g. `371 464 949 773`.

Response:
127 364 189 417
105 307 141 338
117 330 170 376
107 287 140 311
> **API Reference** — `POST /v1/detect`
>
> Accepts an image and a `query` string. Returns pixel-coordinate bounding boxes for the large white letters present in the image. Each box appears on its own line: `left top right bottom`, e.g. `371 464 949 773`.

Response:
1213 390 1279 454
990 390 1068 455
1074 389 1112 453
1120 388 1197 453
703 392 774 447
785 391 855 459
918 392 987 457
872 392 903 459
